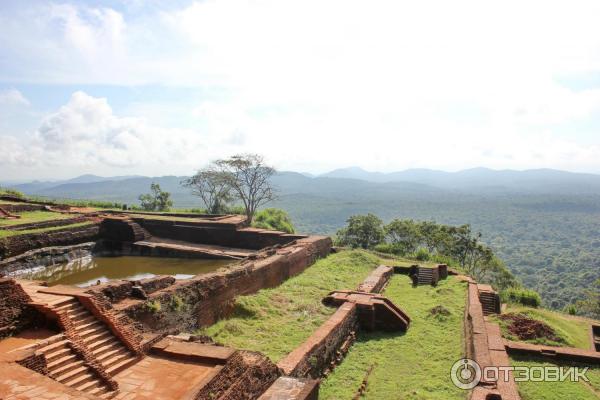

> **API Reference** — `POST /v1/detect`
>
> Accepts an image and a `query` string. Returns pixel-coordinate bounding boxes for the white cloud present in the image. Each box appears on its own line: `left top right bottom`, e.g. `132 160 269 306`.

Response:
0 91 249 175
0 89 30 106
1 1 600 176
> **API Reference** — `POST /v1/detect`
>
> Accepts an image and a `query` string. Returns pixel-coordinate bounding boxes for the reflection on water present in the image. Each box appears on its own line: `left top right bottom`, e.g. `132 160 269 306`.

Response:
18 256 232 287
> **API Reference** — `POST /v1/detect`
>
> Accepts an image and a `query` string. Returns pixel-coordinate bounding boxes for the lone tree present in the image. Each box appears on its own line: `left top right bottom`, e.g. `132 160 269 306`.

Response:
138 183 173 211
183 154 276 224
182 168 232 214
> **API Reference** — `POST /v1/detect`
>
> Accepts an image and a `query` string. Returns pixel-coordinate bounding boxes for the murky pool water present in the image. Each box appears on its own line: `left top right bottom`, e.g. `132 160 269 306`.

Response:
17 256 233 287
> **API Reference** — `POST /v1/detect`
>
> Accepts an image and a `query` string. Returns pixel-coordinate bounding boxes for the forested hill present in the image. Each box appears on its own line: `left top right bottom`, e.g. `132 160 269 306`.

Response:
6 168 600 310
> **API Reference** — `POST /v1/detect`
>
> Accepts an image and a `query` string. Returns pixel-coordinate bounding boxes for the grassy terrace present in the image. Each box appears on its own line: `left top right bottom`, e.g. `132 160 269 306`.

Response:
511 356 600 399
320 275 468 400
493 304 593 349
199 250 380 361
0 222 95 238
0 211 73 227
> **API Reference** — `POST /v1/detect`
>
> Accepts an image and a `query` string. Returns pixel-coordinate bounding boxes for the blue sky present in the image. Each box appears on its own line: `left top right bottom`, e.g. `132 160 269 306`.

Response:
2 0 600 180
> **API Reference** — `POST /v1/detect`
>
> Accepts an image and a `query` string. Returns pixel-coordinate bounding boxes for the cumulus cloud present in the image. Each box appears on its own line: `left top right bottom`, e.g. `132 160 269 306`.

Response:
0 89 30 106
1 91 240 173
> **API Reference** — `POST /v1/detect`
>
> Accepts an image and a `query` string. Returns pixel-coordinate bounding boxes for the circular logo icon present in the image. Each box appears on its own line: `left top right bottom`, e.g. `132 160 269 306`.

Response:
451 358 481 389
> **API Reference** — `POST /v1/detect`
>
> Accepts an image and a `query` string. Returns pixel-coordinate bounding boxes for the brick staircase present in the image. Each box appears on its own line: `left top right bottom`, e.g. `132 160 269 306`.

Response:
52 298 139 375
39 338 114 398
0 206 20 219
478 287 501 315
415 267 439 286
127 219 151 241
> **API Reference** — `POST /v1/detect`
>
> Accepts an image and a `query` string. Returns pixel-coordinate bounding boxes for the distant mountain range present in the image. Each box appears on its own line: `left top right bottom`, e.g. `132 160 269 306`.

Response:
4 167 600 207
320 166 600 193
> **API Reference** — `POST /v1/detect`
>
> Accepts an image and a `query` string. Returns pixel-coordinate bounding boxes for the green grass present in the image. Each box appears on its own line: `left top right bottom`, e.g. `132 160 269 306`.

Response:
0 211 73 227
198 250 381 362
511 356 600 399
492 304 592 349
0 222 95 238
320 275 468 400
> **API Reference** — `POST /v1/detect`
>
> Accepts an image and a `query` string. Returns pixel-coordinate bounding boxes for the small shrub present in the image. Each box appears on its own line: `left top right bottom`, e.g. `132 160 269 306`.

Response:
146 300 162 313
564 304 578 315
414 248 430 261
169 295 186 312
500 287 542 308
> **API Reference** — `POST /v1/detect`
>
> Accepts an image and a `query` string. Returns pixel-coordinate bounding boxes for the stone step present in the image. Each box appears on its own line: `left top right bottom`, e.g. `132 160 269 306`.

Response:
106 355 138 376
68 309 91 320
46 346 73 363
52 359 85 377
96 346 128 364
56 365 90 384
78 322 110 339
101 351 132 369
74 320 103 332
87 333 115 350
76 377 104 393
66 370 96 388
92 342 122 358
39 339 70 357
47 353 79 371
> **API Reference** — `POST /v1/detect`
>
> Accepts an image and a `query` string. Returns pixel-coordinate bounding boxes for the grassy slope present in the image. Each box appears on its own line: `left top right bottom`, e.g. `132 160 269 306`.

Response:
494 304 593 349
0 211 72 227
511 356 600 399
320 275 468 400
199 250 380 361
0 222 94 238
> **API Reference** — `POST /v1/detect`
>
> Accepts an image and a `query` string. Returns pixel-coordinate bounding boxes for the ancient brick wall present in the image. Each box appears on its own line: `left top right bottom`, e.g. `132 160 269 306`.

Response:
278 302 358 378
0 278 41 339
1 203 46 213
194 351 280 400
119 236 332 332
135 218 307 250
0 223 100 259
16 352 48 376
2 217 89 232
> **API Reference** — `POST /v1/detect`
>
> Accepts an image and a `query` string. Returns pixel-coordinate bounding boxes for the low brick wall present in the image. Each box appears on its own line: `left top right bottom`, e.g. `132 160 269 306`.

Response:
2 216 88 231
1 203 46 213
118 236 332 332
136 218 308 250
278 302 358 378
194 350 280 400
0 278 41 339
276 265 394 379
0 223 100 260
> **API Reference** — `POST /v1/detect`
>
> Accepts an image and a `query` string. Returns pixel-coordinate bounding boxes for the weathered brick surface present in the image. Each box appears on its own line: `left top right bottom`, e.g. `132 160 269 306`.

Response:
119 236 332 332
136 218 308 250
2 216 89 232
195 350 280 400
0 278 41 339
278 302 358 378
0 223 100 259
258 377 319 400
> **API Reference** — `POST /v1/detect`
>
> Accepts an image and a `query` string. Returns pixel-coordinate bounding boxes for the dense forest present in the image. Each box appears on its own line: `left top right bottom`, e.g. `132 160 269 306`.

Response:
272 191 600 311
